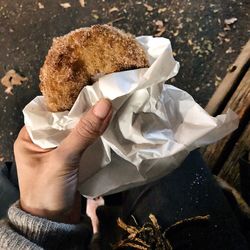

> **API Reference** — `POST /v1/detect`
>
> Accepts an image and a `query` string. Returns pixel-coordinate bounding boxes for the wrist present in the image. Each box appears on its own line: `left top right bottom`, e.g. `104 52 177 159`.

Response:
20 194 81 224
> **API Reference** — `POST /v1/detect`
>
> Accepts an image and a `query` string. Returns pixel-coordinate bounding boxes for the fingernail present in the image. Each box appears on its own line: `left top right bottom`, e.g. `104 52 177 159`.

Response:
93 99 112 119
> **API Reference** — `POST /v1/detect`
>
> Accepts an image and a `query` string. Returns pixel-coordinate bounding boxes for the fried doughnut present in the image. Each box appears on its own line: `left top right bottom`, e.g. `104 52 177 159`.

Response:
39 25 149 112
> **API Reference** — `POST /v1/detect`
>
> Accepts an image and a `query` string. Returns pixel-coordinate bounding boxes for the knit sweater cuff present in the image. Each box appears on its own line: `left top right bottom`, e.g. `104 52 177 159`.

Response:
8 201 92 249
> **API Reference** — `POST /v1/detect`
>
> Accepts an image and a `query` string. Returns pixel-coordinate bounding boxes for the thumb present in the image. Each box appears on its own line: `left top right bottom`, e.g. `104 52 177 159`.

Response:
57 98 112 158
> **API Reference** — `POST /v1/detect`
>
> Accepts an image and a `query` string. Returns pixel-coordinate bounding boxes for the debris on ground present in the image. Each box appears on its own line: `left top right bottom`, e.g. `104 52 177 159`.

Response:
91 13 99 19
226 47 235 54
38 2 45 9
224 17 238 25
109 7 119 13
1 69 28 95
79 0 85 7
60 2 71 9
113 214 210 249
215 75 222 87
224 17 238 31
144 3 154 12
154 20 166 37
158 7 167 14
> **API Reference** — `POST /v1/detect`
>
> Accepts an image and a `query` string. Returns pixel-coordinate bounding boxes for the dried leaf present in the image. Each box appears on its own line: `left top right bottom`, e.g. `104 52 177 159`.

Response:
214 75 222 86
215 75 222 81
173 30 179 36
158 7 167 13
109 7 119 13
154 20 166 37
188 39 193 45
224 17 237 25
38 2 44 9
60 2 71 9
143 3 153 12
92 13 99 19
155 20 163 27
79 0 85 7
226 47 234 54
224 26 231 31
1 69 28 95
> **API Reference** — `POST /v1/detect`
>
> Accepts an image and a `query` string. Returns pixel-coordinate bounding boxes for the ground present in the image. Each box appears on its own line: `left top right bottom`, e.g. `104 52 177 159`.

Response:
0 0 249 161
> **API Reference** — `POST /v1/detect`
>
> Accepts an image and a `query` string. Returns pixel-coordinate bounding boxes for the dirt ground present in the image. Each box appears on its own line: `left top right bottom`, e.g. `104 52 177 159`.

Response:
0 0 249 161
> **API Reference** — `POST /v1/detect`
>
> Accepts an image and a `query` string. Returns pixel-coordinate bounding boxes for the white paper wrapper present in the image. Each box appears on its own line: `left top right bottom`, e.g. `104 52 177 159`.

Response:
23 36 239 197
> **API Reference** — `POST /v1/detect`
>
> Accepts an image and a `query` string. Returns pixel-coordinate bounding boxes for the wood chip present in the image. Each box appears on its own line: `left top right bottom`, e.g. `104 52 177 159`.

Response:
144 3 153 12
224 17 238 25
1 69 28 95
60 2 71 9
79 0 85 7
38 2 44 9
109 7 119 13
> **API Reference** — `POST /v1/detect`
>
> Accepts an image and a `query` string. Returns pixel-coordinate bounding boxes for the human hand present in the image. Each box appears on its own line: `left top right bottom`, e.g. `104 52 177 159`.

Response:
14 99 112 224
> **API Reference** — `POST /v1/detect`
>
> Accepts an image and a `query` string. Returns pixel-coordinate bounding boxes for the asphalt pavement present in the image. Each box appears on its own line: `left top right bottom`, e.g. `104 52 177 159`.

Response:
0 0 249 161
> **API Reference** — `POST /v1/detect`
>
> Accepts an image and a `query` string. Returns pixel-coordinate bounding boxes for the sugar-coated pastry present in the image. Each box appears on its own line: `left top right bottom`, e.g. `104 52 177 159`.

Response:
39 25 149 112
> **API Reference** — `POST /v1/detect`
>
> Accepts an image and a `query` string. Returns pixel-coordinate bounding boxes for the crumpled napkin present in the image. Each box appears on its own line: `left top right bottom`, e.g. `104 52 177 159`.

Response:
23 36 238 197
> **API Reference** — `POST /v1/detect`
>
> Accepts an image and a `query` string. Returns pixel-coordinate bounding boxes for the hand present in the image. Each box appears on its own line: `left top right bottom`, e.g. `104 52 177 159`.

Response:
14 99 112 224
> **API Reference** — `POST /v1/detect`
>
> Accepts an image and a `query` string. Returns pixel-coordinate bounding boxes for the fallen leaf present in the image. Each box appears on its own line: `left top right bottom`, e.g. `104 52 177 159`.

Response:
154 20 165 36
158 7 167 13
226 47 234 54
79 0 85 7
92 13 99 19
155 20 163 27
215 75 222 87
38 2 44 9
109 7 119 13
215 75 222 81
188 39 193 45
144 3 153 12
224 17 237 25
60 2 71 9
1 69 28 95
173 30 179 36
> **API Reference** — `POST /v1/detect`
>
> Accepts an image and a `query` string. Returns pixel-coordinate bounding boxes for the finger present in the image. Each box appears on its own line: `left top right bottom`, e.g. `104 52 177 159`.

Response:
57 98 112 159
14 126 51 154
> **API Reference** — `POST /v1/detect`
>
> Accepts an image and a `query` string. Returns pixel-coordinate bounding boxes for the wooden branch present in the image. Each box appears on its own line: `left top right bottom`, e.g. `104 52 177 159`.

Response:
205 40 250 116
218 122 250 191
203 69 250 173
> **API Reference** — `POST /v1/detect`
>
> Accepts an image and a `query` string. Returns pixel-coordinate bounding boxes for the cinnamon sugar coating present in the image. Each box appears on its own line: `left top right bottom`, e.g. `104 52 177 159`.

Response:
39 25 149 112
